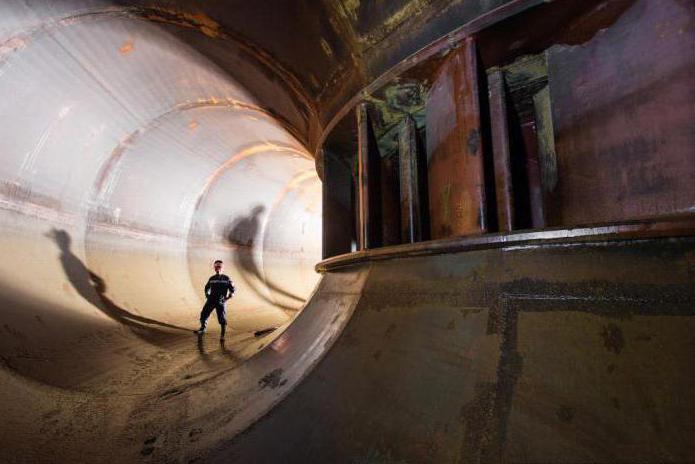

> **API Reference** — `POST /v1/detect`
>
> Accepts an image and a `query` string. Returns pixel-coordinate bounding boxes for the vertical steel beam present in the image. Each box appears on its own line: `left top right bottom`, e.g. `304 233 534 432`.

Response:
520 121 546 228
399 116 424 243
533 86 557 223
381 153 402 246
426 37 487 239
488 69 514 232
356 102 382 250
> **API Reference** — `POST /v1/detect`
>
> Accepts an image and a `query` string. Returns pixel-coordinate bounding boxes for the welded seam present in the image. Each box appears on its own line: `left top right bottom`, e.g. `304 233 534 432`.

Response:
192 141 312 213
258 169 320 315
91 100 298 202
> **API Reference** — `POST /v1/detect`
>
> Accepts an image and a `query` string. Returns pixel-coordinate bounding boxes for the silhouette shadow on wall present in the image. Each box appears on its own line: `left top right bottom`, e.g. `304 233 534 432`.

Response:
48 228 188 344
225 205 304 316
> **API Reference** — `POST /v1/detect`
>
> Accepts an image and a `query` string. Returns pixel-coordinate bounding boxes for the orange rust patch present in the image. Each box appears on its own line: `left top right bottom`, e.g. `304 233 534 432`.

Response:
188 12 220 38
143 9 221 39
119 41 134 54
188 120 199 130
0 37 29 56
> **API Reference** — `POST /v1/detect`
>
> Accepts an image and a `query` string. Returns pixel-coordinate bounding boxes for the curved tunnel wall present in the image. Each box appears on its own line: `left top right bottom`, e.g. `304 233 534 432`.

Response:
0 1 322 385
2 1 693 463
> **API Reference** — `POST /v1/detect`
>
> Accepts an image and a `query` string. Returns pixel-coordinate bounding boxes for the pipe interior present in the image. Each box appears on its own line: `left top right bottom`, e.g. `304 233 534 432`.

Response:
0 2 322 388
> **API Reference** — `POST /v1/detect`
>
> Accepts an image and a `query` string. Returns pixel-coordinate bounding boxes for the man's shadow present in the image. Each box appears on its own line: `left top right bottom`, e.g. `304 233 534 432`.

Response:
225 205 304 314
47 228 189 344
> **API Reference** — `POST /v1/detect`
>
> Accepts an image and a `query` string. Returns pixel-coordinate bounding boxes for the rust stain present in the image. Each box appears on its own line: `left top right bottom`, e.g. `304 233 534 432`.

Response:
454 201 466 219
187 120 199 130
427 39 486 238
600 323 625 354
466 129 480 156
0 37 29 57
258 368 287 389
141 8 221 39
441 183 452 224
118 40 134 54
187 12 221 38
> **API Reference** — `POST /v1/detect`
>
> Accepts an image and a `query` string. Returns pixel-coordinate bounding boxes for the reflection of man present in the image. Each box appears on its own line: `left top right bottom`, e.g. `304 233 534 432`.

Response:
194 260 235 340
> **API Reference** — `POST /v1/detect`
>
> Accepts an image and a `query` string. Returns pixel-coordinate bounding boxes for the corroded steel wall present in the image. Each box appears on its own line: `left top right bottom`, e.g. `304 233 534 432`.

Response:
545 0 695 225
219 237 695 463
0 0 693 463
426 39 487 239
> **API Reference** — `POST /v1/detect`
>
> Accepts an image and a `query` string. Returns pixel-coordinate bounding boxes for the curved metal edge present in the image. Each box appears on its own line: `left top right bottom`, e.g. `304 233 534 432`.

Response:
316 216 695 272
310 0 547 157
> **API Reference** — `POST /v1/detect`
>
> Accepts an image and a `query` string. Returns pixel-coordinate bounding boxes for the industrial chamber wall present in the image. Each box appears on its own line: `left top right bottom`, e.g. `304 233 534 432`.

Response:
0 2 327 461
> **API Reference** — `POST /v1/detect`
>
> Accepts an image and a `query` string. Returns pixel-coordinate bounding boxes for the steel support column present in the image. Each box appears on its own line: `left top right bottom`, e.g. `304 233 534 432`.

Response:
398 116 428 243
488 69 515 232
356 102 382 250
426 37 487 239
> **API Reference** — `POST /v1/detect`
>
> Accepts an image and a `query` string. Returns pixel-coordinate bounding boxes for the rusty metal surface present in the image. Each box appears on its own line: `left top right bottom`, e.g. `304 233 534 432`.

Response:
1 0 694 462
488 68 515 232
398 116 428 242
315 0 544 157
356 102 383 249
380 150 402 247
427 38 487 239
317 215 695 272
520 119 547 228
0 0 540 157
216 236 695 463
545 0 695 226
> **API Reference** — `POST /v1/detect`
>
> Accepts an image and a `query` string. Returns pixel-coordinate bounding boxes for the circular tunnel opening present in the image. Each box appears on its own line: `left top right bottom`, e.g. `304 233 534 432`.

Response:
0 3 322 391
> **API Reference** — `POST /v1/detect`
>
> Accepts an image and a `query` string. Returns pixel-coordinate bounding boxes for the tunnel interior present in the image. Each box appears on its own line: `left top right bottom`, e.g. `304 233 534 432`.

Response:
1 0 694 463
0 1 322 387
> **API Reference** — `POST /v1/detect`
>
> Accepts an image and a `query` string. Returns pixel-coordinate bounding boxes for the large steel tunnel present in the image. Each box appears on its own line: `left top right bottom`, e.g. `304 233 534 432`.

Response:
0 2 324 461
1 1 694 463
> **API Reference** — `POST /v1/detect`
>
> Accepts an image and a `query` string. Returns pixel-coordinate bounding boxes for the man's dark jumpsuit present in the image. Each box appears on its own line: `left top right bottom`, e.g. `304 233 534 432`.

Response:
199 273 235 336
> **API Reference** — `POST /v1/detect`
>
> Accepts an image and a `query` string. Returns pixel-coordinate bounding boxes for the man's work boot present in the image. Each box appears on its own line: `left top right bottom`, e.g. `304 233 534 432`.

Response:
194 327 205 335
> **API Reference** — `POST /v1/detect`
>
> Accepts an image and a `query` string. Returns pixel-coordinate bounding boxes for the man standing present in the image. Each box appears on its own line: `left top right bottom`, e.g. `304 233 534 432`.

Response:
195 260 235 340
